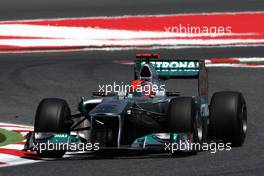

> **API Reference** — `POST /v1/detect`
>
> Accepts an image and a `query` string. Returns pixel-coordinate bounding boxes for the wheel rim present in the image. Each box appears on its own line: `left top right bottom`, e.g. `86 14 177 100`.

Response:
241 104 247 136
196 111 203 142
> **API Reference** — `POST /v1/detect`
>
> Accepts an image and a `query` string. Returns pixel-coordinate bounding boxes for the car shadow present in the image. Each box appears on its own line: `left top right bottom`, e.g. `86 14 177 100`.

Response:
47 150 197 161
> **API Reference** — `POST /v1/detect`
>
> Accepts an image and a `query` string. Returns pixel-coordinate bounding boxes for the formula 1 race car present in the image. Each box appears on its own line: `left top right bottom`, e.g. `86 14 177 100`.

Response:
24 54 247 158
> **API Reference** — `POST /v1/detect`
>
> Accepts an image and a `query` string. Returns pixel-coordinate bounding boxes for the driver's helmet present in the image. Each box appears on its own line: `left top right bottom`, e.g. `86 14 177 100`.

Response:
130 79 155 97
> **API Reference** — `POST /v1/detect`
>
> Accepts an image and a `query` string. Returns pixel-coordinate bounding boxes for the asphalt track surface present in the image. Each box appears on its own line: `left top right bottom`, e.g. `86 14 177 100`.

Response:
1 0 264 176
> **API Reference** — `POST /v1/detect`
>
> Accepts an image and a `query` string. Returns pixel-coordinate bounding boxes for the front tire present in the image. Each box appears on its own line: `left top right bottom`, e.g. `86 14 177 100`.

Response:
34 98 72 158
168 97 206 154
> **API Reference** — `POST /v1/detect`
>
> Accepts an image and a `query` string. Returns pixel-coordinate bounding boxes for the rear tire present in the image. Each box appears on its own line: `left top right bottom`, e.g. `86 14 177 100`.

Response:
209 91 247 147
34 98 72 158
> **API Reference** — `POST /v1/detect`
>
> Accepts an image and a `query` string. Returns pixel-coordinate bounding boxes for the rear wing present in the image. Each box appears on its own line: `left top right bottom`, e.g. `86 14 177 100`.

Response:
134 55 208 101
134 59 201 79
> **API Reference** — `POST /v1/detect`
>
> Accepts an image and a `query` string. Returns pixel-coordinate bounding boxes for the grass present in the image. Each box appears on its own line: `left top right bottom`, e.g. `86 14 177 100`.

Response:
0 128 24 147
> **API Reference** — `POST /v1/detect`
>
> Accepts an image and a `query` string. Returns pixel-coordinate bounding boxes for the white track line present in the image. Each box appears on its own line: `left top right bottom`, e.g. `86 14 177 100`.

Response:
0 24 247 38
1 38 263 47
0 144 25 150
235 58 264 62
0 122 33 129
206 63 264 68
